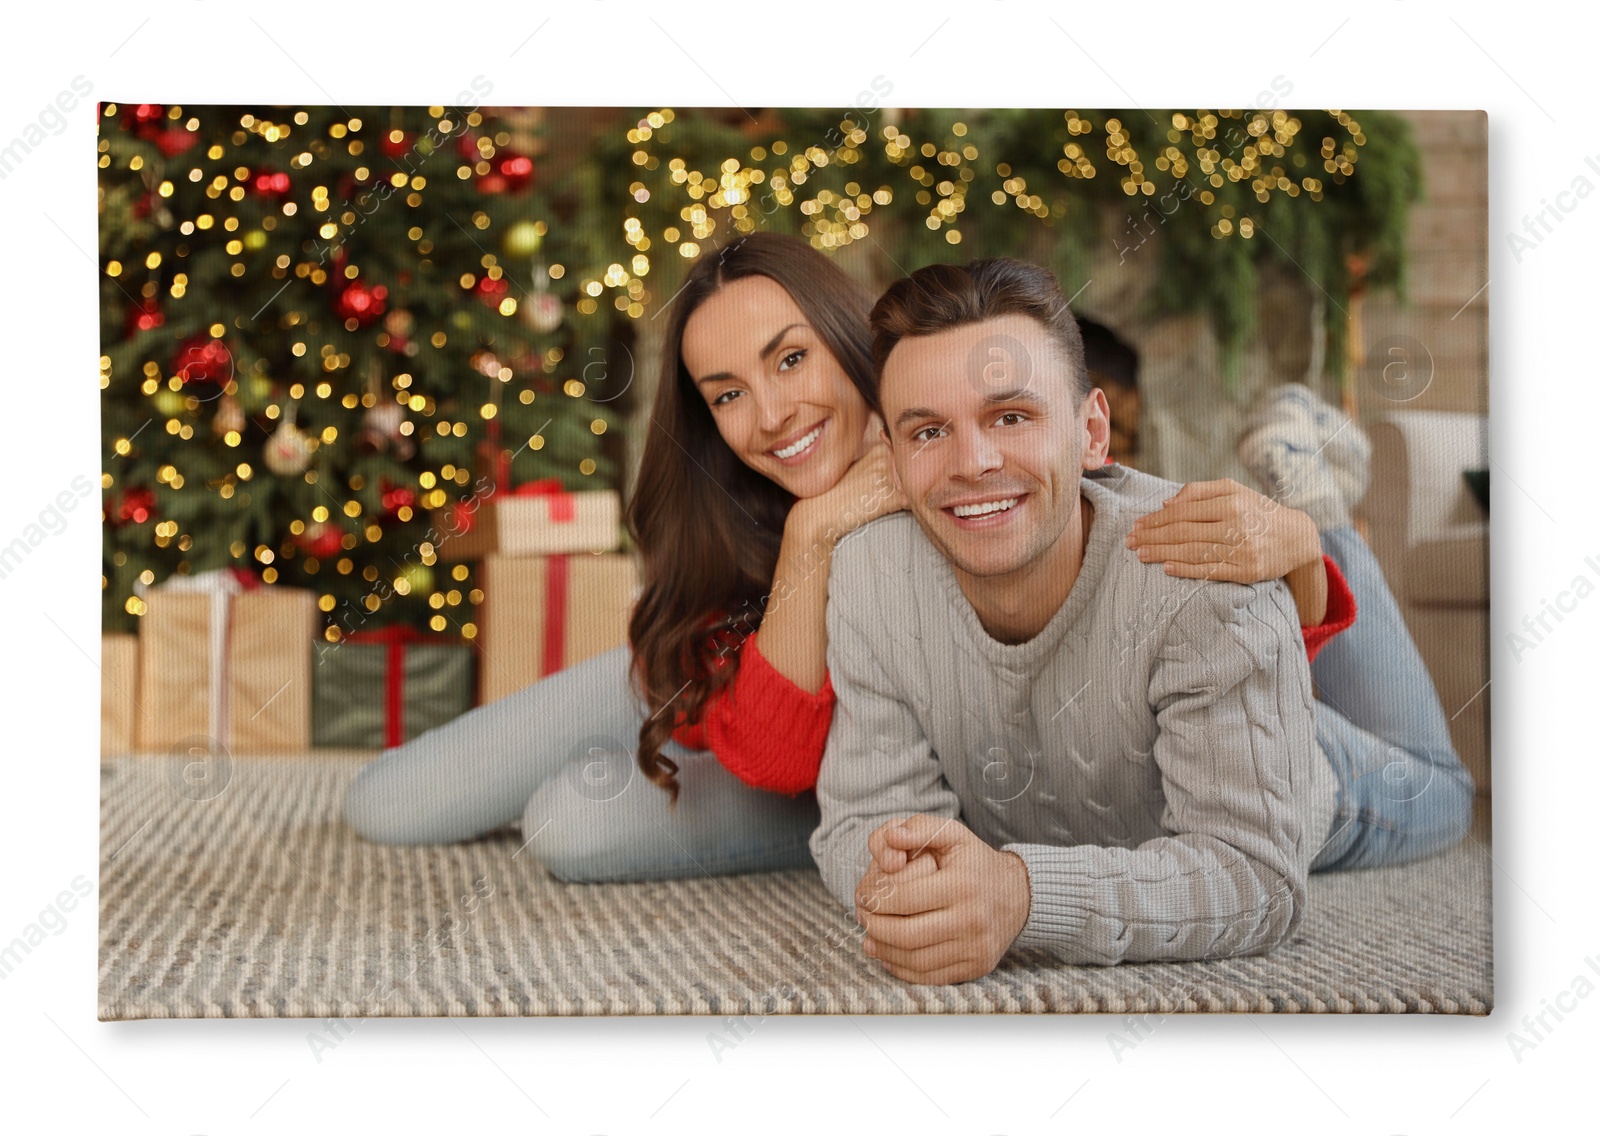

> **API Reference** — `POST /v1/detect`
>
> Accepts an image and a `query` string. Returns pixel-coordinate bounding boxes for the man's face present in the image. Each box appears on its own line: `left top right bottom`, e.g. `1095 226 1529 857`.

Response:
878 313 1110 580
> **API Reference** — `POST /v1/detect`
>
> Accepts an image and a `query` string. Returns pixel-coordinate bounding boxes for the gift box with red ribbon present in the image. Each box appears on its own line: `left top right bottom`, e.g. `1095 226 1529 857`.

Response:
430 477 622 562
311 625 475 749
476 551 639 705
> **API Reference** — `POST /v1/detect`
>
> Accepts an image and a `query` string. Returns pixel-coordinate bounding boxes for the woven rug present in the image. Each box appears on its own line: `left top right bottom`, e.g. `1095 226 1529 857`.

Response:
98 754 1493 1019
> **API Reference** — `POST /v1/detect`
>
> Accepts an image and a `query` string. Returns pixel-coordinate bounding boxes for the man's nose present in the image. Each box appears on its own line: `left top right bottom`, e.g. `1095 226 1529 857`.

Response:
950 424 1002 479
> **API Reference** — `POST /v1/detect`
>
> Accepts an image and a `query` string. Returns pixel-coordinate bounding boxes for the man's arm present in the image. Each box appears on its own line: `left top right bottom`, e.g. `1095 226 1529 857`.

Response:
1002 579 1325 967
808 546 962 914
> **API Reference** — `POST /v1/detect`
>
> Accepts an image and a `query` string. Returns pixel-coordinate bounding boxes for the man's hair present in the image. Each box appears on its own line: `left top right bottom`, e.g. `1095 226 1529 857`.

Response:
868 257 1092 402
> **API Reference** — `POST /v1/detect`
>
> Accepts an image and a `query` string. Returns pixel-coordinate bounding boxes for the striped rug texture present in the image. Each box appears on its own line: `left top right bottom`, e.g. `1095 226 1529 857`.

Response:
98 755 1493 1019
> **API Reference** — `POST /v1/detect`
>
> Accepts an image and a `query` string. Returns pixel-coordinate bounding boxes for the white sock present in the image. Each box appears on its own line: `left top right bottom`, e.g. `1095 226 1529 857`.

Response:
1237 384 1360 531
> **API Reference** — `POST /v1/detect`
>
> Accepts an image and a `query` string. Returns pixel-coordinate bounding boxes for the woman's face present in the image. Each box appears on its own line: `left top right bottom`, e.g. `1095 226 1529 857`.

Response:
679 274 875 499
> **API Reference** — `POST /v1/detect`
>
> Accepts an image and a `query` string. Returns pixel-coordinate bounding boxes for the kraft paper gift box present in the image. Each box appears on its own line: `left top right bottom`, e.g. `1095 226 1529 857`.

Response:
430 479 621 562
133 569 316 754
476 552 639 705
311 626 475 749
100 633 140 757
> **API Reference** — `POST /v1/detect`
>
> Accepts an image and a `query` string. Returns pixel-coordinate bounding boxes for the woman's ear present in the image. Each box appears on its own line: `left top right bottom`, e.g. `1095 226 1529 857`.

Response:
1080 387 1112 469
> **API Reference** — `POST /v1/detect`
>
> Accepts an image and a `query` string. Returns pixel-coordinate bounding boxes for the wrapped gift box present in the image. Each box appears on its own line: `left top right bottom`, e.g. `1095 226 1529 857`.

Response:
100 633 140 757
312 627 475 748
134 570 316 754
431 480 621 561
477 552 639 705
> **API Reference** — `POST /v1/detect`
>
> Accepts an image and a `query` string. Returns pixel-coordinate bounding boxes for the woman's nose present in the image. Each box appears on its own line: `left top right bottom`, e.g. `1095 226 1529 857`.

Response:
752 387 795 434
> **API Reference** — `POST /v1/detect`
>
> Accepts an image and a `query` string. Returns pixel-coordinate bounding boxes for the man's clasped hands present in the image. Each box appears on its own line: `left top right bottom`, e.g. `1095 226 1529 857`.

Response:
852 814 1035 986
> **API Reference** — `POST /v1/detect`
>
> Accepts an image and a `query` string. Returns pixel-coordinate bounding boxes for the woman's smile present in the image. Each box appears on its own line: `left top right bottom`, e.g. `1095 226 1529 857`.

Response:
769 417 829 465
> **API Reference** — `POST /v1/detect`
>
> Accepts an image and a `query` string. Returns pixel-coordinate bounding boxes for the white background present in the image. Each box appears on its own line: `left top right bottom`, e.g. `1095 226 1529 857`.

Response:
0 2 1587 1133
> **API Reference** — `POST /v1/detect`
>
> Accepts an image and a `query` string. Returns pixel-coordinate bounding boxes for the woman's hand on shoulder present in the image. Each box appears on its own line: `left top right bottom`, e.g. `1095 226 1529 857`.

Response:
790 439 908 550
1125 477 1321 584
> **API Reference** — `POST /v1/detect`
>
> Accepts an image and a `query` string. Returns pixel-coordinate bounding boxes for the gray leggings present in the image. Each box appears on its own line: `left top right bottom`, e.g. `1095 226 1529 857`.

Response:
341 645 821 881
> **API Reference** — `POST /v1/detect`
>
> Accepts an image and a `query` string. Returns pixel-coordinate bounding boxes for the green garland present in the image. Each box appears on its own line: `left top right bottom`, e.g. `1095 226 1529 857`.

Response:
577 106 1421 384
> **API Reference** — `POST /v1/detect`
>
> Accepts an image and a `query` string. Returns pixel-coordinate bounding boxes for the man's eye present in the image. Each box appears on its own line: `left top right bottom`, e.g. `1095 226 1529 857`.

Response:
778 348 806 371
912 425 943 443
998 412 1026 425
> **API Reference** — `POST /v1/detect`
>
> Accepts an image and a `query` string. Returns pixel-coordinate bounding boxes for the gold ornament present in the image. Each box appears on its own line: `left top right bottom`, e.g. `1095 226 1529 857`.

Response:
263 404 314 476
519 288 563 334
504 220 543 258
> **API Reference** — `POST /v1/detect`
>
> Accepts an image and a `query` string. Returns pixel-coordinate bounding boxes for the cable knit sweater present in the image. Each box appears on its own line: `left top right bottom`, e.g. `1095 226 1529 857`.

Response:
661 474 1354 799
809 464 1338 967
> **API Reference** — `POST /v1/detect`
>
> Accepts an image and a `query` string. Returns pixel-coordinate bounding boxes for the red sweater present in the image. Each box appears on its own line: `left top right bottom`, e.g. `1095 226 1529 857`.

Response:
671 554 1356 796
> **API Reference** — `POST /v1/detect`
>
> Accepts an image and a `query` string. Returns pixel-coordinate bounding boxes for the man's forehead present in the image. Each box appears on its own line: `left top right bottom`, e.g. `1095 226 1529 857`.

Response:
880 314 1070 416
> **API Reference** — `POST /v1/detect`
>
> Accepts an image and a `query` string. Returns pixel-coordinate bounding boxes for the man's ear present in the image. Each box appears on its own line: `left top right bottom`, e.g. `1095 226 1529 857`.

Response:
1080 387 1112 469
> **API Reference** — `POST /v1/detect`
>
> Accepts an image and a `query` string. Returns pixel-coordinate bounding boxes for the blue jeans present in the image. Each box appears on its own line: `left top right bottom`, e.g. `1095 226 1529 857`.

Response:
341 645 821 882
1308 526 1477 871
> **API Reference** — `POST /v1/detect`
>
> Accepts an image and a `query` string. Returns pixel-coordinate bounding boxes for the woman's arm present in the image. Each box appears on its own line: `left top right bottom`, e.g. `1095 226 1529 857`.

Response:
681 631 837 794
752 439 905 694
677 439 906 794
1284 553 1329 628
1125 478 1329 625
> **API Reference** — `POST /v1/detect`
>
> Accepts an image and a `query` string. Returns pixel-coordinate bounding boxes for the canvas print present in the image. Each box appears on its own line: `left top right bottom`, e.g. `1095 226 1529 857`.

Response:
94 98 1490 1019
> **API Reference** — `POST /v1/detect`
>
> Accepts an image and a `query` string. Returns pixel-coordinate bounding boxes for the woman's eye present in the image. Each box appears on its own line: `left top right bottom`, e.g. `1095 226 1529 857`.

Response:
778 348 806 371
711 389 741 407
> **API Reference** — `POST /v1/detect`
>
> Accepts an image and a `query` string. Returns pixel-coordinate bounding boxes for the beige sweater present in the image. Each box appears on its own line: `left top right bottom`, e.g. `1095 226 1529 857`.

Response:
809 464 1337 966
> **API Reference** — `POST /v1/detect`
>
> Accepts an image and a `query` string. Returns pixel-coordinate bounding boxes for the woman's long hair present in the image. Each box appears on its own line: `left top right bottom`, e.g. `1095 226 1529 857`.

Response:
626 232 878 802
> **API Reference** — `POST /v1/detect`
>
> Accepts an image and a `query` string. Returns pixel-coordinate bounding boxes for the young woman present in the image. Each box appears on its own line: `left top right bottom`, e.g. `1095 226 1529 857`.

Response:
342 232 1455 881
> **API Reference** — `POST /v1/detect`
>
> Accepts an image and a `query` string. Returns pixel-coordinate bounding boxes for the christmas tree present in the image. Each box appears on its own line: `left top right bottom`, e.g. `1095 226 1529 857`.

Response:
98 101 629 642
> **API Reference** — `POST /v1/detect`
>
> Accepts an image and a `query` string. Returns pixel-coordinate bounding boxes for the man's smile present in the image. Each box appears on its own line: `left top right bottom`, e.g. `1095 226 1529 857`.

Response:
940 492 1030 528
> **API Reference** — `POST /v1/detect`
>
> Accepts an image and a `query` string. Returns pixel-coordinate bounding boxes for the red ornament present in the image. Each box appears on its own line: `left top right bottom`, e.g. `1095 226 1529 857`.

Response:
251 169 292 198
494 151 535 191
473 274 509 307
129 104 165 129
126 297 164 337
295 520 346 560
114 487 156 526
379 480 416 519
151 128 198 158
471 148 535 196
172 334 233 383
121 104 195 157
333 280 389 325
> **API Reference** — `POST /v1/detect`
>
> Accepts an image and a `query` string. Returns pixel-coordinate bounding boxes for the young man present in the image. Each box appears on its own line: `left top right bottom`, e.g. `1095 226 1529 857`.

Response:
807 258 1378 985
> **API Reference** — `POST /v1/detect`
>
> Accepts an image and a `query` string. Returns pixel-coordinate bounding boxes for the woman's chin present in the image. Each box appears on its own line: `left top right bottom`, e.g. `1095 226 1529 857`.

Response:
768 457 845 501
